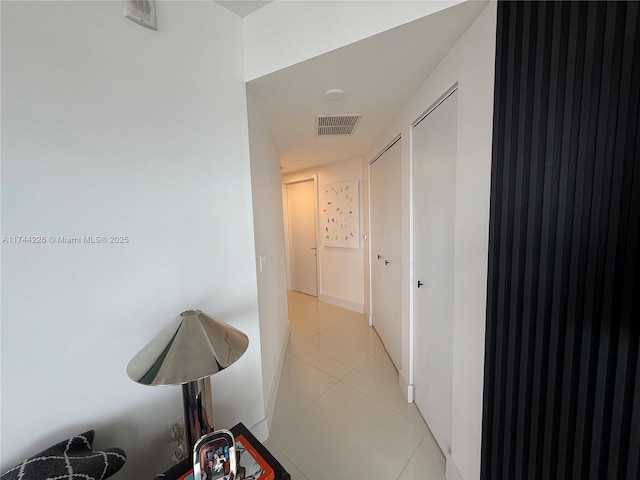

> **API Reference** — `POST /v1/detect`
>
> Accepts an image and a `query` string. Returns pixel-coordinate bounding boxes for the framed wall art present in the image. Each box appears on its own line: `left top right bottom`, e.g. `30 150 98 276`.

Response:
320 180 359 248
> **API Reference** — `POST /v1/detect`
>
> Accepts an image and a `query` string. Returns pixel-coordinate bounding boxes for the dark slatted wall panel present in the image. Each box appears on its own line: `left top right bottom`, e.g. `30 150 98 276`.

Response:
482 2 640 479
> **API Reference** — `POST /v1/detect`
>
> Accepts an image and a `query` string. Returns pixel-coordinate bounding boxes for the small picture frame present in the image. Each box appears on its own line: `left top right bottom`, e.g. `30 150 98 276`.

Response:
193 430 237 480
234 434 275 480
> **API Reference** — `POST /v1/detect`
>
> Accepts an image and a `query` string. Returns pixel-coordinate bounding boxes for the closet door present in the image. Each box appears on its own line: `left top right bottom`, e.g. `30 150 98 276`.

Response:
370 154 388 345
413 90 457 455
370 139 402 369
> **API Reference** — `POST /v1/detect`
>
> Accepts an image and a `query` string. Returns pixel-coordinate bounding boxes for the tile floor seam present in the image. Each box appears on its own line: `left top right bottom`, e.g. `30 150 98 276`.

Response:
335 375 415 420
288 325 333 344
394 431 430 480
285 346 362 382
341 351 413 418
285 349 356 382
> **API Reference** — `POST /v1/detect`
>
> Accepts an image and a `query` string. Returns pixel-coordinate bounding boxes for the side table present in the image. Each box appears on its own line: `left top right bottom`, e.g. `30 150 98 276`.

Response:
155 423 290 480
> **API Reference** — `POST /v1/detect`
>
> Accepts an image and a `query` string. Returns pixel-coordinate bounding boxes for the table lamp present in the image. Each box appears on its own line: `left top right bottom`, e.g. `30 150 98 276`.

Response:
126 309 249 463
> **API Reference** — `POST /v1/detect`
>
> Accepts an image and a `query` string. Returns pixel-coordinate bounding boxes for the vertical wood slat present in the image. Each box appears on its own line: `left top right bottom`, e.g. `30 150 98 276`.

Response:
482 2 640 479
556 3 588 479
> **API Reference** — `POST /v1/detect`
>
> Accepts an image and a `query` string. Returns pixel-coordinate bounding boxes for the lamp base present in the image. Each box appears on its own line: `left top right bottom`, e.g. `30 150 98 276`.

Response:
182 378 214 464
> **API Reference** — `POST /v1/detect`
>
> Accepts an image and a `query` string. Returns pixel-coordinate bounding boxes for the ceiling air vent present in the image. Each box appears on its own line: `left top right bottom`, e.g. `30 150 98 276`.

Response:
123 0 157 30
316 115 362 136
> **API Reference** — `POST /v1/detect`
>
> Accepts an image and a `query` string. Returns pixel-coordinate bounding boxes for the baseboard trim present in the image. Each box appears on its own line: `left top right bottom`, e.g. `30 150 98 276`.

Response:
248 417 269 443
446 456 463 480
398 370 413 402
318 293 363 313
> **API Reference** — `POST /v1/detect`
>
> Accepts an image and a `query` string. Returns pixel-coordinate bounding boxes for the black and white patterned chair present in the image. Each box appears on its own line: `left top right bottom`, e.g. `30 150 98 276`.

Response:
1 430 125 480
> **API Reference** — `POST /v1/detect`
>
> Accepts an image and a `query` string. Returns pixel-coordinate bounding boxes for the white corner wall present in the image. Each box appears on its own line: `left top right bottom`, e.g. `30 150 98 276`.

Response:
1 1 265 477
362 2 497 478
282 159 364 313
243 0 465 81
246 89 290 434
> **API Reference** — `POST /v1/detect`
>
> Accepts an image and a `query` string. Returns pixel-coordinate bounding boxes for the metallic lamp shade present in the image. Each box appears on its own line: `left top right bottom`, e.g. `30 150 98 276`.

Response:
126 309 249 386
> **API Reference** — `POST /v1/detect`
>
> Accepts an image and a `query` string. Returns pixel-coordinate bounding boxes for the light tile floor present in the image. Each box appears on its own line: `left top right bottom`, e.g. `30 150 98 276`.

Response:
263 291 446 480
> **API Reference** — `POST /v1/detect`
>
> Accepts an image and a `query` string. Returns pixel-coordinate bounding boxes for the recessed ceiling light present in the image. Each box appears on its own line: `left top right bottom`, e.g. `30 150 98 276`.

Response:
324 88 345 101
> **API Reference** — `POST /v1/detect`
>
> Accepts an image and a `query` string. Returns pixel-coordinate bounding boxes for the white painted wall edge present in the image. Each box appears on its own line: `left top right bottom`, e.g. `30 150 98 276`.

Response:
264 325 290 432
318 293 363 313
446 456 463 480
251 317 289 443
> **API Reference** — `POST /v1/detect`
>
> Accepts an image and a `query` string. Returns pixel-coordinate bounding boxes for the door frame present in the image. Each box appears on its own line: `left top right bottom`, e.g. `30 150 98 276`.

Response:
368 136 402 327
282 175 320 295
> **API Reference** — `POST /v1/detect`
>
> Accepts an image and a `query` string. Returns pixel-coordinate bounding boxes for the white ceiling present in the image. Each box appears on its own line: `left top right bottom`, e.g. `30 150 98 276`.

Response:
247 1 487 174
217 1 271 18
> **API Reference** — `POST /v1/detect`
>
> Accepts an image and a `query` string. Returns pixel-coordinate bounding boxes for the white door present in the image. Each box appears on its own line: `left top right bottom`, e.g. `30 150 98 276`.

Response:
370 139 402 369
413 90 457 456
370 153 388 345
286 180 318 296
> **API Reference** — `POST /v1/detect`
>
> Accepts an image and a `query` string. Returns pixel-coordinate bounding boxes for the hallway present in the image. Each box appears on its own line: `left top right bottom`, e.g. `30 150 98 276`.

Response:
263 292 446 480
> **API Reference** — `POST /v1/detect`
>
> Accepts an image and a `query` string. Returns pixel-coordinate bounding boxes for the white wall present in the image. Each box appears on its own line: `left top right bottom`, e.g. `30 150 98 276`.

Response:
246 90 290 432
1 1 266 477
362 2 496 478
243 0 464 81
282 158 364 312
